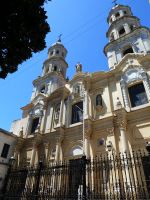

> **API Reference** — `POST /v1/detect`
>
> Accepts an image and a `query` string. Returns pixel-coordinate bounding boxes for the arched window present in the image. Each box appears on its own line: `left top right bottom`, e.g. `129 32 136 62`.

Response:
54 65 57 71
130 24 136 31
72 147 83 156
123 46 134 56
115 12 120 18
119 27 126 36
56 50 59 54
40 86 45 93
31 118 39 134
128 82 148 107
71 102 83 124
96 94 102 107
50 51 53 55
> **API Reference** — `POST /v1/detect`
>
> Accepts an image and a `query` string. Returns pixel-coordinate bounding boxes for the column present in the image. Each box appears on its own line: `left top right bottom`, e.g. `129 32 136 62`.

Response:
84 90 89 119
59 99 64 126
84 136 90 158
120 81 130 110
25 114 32 137
40 108 47 133
120 127 129 153
37 110 43 132
44 142 49 164
120 10 124 17
45 105 54 132
114 108 129 153
14 149 20 167
124 23 130 34
30 145 37 166
55 140 61 162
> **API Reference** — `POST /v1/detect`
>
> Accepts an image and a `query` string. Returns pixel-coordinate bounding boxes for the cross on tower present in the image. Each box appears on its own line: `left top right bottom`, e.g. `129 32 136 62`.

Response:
112 0 118 6
58 34 62 42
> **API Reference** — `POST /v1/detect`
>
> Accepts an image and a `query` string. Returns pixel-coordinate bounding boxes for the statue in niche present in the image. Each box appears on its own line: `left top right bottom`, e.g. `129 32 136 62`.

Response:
76 63 82 73
75 85 80 94
96 94 102 107
116 97 122 108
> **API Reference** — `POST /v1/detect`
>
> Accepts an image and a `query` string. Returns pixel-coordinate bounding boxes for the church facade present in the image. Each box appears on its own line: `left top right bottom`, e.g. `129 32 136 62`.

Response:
11 4 150 167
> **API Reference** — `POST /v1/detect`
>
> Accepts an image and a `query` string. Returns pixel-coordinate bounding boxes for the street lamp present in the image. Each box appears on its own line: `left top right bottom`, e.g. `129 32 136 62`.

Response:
107 141 113 152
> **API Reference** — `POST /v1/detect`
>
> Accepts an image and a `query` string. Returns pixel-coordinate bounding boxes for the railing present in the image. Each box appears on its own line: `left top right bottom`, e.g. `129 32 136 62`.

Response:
0 151 150 199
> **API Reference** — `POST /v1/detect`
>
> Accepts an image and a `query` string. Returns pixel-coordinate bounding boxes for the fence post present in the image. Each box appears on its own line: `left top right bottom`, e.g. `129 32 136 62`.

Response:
34 161 43 200
82 156 86 200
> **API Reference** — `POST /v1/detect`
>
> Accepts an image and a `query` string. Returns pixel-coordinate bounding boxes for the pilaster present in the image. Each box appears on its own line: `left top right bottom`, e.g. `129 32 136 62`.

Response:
113 108 129 152
40 108 47 133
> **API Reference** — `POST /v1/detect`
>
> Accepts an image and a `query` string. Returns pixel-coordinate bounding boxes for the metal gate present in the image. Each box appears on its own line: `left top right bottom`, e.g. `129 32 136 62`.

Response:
1 151 150 199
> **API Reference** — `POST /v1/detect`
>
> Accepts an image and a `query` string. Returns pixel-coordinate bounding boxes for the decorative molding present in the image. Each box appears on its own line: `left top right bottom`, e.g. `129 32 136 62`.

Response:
107 127 115 136
113 108 127 130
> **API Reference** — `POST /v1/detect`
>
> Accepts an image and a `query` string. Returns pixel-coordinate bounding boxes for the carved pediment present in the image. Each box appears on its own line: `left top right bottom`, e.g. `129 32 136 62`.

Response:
121 66 147 86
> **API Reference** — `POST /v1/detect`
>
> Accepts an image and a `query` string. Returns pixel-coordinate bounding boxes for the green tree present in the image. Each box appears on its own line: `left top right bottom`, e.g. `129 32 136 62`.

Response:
0 0 50 79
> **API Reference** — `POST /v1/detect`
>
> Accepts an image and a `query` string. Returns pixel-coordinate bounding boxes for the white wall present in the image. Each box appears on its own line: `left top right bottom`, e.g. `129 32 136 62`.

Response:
0 131 17 189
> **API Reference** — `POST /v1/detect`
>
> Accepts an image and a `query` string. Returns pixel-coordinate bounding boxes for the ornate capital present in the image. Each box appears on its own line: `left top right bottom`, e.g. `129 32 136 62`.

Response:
113 108 127 130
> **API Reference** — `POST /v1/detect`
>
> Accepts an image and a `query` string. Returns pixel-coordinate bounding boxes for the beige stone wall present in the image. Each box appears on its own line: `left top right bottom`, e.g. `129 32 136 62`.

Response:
10 54 150 166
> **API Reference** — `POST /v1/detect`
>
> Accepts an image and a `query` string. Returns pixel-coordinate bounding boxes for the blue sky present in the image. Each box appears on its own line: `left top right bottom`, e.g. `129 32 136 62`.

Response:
0 0 150 131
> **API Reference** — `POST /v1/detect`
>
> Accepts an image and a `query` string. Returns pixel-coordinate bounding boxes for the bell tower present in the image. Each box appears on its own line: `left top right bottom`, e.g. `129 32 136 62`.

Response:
31 38 68 101
104 4 150 70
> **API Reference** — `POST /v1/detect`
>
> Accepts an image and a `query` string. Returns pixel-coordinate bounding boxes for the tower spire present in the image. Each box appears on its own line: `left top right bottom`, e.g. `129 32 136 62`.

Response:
112 0 118 6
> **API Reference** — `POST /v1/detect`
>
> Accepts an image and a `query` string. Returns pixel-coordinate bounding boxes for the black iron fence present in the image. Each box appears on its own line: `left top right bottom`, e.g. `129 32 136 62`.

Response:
0 151 150 199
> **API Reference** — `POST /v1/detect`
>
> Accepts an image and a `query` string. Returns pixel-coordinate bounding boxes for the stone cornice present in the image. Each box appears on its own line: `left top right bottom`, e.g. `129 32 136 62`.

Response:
43 56 68 67
31 93 47 103
69 72 90 85
93 115 114 132
127 105 150 123
107 15 140 37
113 53 147 72
104 27 150 55
33 71 66 86
45 86 70 103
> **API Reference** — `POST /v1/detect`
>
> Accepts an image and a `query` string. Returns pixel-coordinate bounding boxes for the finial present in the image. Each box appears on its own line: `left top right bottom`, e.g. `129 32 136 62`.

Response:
112 0 118 6
58 34 62 42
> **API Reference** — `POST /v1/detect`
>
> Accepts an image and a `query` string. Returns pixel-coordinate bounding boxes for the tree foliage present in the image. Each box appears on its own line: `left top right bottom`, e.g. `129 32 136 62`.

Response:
0 0 50 79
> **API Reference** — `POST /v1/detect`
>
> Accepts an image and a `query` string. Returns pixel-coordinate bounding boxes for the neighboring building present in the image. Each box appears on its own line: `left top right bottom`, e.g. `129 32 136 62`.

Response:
11 4 150 167
0 129 17 189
